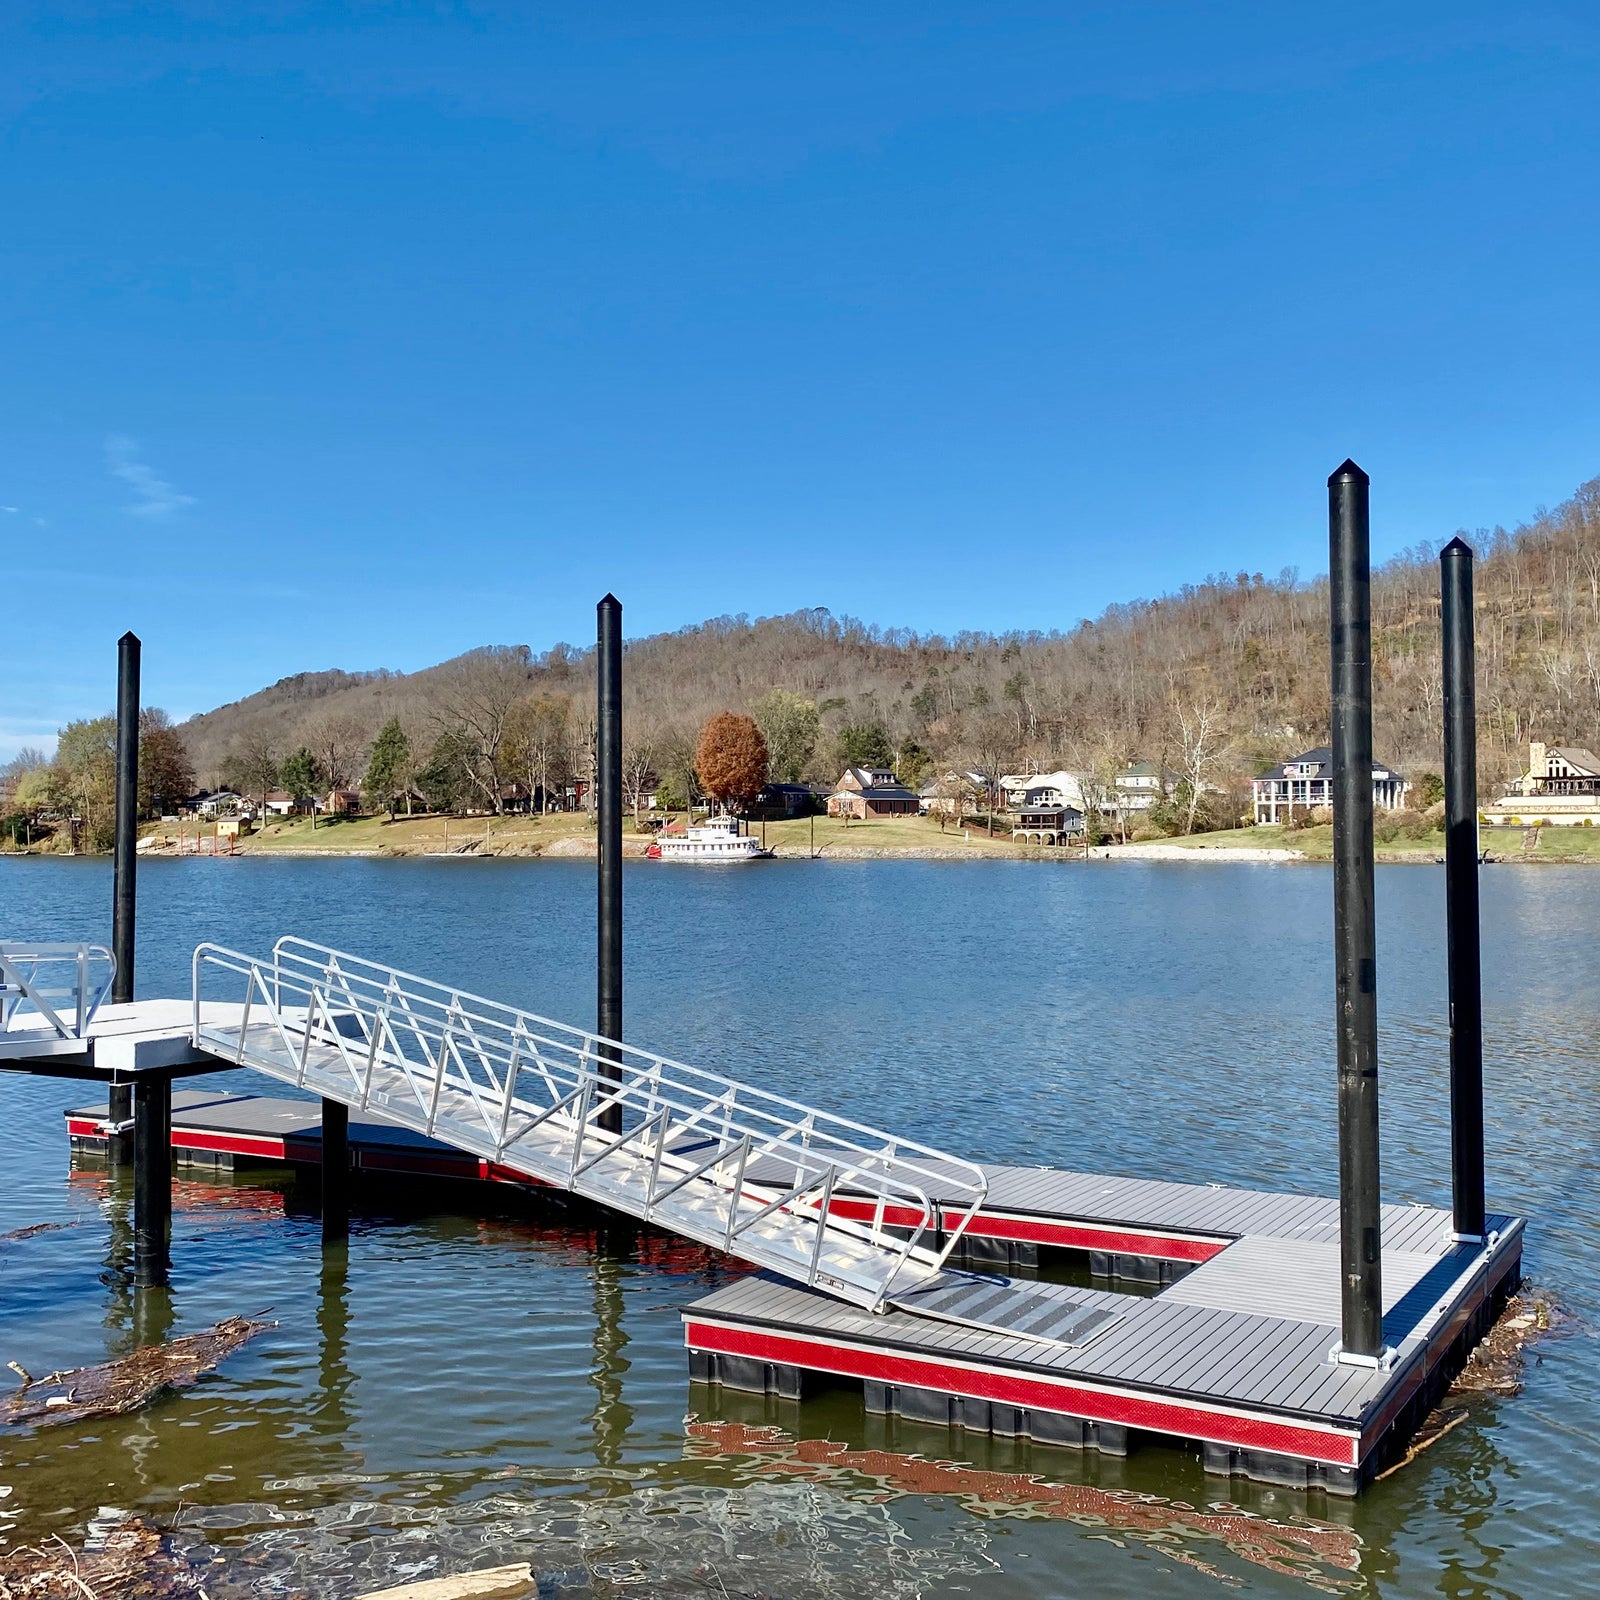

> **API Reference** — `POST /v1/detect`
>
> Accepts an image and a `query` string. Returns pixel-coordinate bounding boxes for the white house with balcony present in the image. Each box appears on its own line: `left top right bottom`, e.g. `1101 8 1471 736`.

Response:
1253 747 1408 824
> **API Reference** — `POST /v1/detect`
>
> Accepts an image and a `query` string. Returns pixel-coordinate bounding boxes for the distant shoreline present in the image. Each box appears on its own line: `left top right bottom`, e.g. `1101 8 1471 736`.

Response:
5 834 1591 865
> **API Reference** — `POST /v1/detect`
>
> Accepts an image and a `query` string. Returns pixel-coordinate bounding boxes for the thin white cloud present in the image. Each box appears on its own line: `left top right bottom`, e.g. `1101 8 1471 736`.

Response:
0 721 60 764
106 434 195 518
1 505 18 514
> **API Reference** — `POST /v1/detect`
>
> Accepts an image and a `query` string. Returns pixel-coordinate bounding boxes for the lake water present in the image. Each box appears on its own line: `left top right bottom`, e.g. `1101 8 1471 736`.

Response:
0 856 1595 1597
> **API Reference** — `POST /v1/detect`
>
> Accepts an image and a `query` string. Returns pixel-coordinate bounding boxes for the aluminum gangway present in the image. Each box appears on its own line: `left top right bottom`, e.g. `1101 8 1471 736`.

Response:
192 938 989 1313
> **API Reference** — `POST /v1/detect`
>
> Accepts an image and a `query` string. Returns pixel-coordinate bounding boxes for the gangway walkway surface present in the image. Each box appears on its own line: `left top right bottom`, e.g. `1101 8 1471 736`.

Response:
192 938 996 1317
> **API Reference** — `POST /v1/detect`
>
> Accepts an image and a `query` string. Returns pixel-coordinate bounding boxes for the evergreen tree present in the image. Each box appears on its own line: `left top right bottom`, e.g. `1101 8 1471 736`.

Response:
364 717 413 818
279 746 324 826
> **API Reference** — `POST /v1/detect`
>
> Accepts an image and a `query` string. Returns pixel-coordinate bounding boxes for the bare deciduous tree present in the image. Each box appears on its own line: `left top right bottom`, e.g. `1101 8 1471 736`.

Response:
622 722 659 827
1172 690 1225 835
431 648 532 813
303 712 370 794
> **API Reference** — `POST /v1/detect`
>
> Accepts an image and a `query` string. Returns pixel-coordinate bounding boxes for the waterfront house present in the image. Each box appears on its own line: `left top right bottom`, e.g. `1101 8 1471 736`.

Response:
1001 770 1087 812
922 771 983 817
827 767 920 819
187 789 243 818
1114 760 1177 817
326 789 363 816
753 782 819 818
263 790 324 818
1482 742 1600 826
1252 748 1409 824
1011 804 1085 845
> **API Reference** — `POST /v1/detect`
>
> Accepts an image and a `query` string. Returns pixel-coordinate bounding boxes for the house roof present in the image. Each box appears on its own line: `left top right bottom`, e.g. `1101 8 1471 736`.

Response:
1255 747 1404 782
1549 746 1600 775
836 766 905 792
832 783 918 803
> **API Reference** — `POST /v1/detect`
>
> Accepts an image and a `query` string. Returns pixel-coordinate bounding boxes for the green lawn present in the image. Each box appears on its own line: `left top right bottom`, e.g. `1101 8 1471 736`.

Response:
759 811 1029 855
151 810 606 856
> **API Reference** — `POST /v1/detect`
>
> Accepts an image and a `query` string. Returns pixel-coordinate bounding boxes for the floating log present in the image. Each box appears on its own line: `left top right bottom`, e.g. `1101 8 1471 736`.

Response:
357 1566 536 1600
2 1316 273 1430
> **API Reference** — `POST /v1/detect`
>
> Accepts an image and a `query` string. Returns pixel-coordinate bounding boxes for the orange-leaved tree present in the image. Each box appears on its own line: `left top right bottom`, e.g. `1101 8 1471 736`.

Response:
694 712 769 815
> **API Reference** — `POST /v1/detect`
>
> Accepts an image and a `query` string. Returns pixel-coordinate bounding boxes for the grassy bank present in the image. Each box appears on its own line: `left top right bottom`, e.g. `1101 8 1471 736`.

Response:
236 810 1043 858
12 811 1600 864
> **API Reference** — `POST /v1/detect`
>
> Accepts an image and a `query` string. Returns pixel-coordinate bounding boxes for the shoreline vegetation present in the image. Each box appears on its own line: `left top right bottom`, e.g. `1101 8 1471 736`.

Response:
7 811 1600 864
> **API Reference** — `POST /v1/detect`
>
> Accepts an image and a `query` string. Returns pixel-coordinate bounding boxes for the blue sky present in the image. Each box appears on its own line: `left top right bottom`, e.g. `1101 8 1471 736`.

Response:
3 3 1598 757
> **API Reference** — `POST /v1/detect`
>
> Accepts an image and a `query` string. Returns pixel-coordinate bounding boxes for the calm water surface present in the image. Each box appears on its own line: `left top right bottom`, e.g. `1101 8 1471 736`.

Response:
0 857 1595 1597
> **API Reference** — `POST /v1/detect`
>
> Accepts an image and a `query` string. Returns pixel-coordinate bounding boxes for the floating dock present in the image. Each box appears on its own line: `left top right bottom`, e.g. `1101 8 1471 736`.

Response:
685 1214 1521 1496
63 1088 1522 1494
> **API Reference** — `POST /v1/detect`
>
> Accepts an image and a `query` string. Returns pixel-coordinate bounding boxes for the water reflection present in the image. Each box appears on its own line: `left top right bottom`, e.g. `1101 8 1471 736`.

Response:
587 1220 633 1473
684 1414 1363 1592
316 1239 353 1444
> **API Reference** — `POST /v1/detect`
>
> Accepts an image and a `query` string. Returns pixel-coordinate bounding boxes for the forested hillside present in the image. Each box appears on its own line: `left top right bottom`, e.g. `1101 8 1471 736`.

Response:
10 473 1599 840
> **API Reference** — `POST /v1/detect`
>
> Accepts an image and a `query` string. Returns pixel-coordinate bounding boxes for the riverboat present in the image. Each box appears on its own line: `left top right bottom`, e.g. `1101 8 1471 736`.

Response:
646 815 772 862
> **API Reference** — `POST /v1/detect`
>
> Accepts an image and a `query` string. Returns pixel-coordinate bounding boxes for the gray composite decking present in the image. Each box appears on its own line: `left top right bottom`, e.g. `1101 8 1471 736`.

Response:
687 1203 1521 1429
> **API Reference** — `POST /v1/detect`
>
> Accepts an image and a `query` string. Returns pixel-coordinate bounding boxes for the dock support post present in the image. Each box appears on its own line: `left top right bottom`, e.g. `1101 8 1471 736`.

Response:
322 1098 349 1239
109 631 141 1164
596 593 624 1135
1328 460 1384 1361
1441 539 1486 1241
133 1074 171 1287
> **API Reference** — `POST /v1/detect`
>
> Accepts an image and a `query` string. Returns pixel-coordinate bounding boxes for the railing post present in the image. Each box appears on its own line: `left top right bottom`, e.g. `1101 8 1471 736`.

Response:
1441 538 1486 1241
1329 460 1384 1361
596 593 624 1134
109 632 140 1164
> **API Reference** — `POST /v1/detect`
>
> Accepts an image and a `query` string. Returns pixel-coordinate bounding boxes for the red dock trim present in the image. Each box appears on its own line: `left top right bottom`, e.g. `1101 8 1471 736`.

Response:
823 1198 929 1230
69 1117 550 1188
821 1196 1232 1263
684 1318 1360 1468
956 1211 1231 1262
68 1117 296 1162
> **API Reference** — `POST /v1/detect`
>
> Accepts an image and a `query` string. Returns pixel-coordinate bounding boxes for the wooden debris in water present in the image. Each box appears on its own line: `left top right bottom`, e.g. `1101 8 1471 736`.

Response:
0 1222 79 1245
356 1567 536 1600
2 1317 272 1430
1376 1288 1566 1480
1449 1290 1563 1398
0 1517 209 1598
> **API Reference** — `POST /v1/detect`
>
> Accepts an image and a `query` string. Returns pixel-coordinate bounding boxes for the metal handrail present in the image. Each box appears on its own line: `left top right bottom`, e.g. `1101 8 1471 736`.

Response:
192 938 988 1310
0 943 116 1041
269 936 984 1198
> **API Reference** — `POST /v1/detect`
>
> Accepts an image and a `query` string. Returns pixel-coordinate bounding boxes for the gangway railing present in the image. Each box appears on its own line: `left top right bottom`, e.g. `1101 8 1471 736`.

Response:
0 943 116 1055
192 938 988 1311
